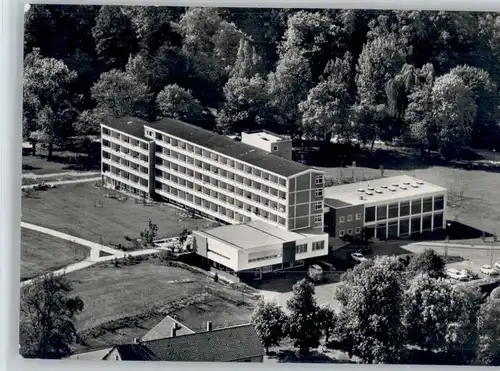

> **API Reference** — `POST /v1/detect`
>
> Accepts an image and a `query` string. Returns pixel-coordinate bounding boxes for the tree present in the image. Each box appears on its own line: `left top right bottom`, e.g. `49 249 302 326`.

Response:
178 7 244 86
356 34 407 105
430 73 477 159
19 273 84 359
156 84 204 124
250 299 288 354
126 6 183 56
286 278 322 356
230 38 263 79
217 74 270 134
92 6 138 70
299 57 352 143
279 11 340 81
449 65 500 148
140 219 159 245
23 49 79 159
336 256 407 364
478 296 500 365
407 249 445 278
318 304 337 343
403 274 477 354
351 103 391 151
90 69 151 119
267 54 313 136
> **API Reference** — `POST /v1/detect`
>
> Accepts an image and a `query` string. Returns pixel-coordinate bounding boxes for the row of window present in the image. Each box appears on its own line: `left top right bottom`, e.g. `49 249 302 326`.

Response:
295 240 326 254
339 227 361 237
365 212 444 238
102 127 149 150
365 196 445 223
103 141 149 163
155 168 287 214
155 181 286 226
103 153 149 175
149 130 288 187
104 164 148 187
339 213 362 223
155 156 288 210
248 253 281 263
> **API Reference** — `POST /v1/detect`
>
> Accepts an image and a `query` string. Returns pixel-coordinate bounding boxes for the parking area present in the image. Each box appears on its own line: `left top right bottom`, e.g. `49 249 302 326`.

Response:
403 242 500 280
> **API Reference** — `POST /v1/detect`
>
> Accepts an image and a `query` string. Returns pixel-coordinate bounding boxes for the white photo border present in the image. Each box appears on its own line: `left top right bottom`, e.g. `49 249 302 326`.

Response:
2 1 500 371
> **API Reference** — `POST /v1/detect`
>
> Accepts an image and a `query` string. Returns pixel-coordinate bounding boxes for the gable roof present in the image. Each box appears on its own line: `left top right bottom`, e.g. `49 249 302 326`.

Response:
112 324 264 362
146 118 310 177
141 315 195 342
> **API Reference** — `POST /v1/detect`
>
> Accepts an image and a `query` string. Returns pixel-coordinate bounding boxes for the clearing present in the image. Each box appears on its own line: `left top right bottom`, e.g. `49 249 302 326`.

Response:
319 165 500 236
21 228 90 281
68 260 258 352
21 182 219 247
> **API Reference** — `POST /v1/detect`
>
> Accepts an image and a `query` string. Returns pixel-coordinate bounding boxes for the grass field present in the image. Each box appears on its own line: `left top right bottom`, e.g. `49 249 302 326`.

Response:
21 228 89 281
319 165 500 236
21 182 219 247
67 260 257 352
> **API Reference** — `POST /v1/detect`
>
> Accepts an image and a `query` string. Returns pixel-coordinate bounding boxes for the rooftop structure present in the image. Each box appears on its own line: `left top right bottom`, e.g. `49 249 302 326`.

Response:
241 130 293 161
324 175 447 206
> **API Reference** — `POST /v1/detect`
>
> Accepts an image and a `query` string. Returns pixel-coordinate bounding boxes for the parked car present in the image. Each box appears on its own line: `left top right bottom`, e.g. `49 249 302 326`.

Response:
307 264 324 282
460 268 479 280
481 265 498 276
351 252 368 263
494 261 500 270
446 268 468 281
356 246 373 255
319 261 336 272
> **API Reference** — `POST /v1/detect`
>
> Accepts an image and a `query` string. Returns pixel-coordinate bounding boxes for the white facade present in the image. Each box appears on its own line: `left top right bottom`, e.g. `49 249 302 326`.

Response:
194 224 328 274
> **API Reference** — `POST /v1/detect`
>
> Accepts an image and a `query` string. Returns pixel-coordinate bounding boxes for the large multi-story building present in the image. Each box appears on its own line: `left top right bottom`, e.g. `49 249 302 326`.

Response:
323 175 447 240
101 117 329 277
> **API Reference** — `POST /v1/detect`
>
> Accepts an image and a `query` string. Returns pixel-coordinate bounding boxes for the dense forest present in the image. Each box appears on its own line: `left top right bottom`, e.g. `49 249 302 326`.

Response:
23 6 500 160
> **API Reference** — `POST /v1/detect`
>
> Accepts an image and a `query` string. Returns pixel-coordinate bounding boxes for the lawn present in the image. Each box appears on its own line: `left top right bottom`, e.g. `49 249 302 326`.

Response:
21 182 220 247
67 260 258 352
319 165 500 236
21 228 90 281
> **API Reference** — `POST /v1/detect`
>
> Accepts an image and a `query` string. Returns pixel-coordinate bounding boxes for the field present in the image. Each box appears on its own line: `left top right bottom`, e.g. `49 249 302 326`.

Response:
21 182 219 247
21 228 89 281
68 260 258 352
319 165 500 236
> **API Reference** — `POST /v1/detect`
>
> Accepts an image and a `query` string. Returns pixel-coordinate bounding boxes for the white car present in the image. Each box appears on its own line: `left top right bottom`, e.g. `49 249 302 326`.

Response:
351 253 368 263
481 265 498 276
494 261 500 270
446 268 468 281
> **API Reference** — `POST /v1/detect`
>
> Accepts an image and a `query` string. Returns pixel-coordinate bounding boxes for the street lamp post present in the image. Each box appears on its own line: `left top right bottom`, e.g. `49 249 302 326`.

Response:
445 222 451 260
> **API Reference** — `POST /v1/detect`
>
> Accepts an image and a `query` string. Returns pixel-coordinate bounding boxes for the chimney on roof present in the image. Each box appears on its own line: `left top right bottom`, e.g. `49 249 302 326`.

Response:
359 196 364 200
171 326 177 338
133 337 141 344
206 321 212 332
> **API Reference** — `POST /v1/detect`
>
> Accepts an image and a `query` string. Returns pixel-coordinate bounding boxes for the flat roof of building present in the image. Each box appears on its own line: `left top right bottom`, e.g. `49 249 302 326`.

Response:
324 175 447 206
103 116 152 141
243 130 287 143
146 118 310 177
199 220 310 250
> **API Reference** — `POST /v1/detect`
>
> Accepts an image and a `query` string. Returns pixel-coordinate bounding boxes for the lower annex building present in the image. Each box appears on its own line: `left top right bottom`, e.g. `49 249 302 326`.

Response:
323 175 447 240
